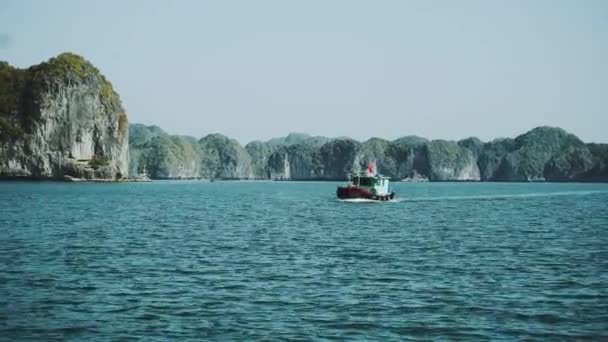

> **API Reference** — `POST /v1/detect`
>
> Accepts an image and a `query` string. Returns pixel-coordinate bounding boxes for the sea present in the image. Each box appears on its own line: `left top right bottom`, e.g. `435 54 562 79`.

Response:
1 181 607 340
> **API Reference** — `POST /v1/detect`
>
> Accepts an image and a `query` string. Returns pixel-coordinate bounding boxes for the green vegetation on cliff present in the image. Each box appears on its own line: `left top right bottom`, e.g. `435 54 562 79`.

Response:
477 138 515 180
89 155 111 169
144 135 201 179
0 116 23 142
129 124 606 182
1 53 129 180
129 124 202 179
3 55 604 182
358 138 394 175
28 53 121 110
199 134 252 179
544 145 593 181
267 143 322 180
579 144 608 181
1 53 123 135
319 138 361 179
458 137 484 157
493 127 591 181
245 141 275 178
265 132 331 148
246 133 332 178
393 135 429 147
424 140 479 180
0 61 27 116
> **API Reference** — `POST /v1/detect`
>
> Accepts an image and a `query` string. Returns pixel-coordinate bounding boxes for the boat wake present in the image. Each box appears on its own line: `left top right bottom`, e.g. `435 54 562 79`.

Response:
407 190 607 202
338 198 404 204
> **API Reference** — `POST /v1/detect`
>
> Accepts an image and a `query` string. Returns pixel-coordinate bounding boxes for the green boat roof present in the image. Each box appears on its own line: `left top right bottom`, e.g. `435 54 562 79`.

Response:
350 172 390 179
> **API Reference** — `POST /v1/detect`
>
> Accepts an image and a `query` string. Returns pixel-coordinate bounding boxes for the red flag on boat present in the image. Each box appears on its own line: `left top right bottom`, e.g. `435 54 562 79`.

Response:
368 162 374 174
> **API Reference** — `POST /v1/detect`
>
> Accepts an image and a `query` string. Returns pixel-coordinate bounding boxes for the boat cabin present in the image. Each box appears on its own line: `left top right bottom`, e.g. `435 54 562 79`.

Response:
349 172 391 196
337 162 395 200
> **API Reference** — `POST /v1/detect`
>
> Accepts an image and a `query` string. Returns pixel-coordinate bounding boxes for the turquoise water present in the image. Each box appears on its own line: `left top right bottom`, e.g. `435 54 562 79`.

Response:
1 181 607 340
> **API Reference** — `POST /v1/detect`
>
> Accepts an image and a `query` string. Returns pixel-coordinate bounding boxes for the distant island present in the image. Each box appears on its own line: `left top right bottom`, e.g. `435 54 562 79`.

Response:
1 53 607 182
130 124 608 182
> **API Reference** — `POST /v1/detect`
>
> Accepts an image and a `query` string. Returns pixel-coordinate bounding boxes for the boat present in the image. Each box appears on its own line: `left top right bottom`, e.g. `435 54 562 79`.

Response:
337 162 395 201
132 165 151 182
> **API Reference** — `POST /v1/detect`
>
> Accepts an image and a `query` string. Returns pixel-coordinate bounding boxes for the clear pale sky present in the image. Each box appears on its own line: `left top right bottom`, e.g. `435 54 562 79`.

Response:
1 0 607 143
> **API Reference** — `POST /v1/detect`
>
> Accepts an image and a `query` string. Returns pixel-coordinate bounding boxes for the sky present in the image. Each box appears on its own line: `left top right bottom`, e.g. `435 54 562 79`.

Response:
1 0 607 144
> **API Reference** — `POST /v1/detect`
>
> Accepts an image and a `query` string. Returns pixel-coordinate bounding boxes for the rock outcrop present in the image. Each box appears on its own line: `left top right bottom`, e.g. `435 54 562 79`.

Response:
355 138 392 176
0 53 128 180
267 143 321 180
384 137 428 180
424 140 481 181
247 133 331 179
4 56 601 183
319 138 361 180
129 126 254 179
199 133 253 179
491 127 593 181
245 140 275 179
128 125 606 182
477 138 515 180
579 144 608 182
129 124 202 179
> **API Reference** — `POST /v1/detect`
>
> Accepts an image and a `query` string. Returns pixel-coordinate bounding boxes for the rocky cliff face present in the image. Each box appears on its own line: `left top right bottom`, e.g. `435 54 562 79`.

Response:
490 127 593 181
354 138 392 176
245 141 274 179
129 124 202 179
424 140 480 181
129 125 606 182
477 138 515 180
3 56 600 183
319 139 360 180
384 138 429 180
129 126 254 179
580 144 608 182
199 134 253 179
0 53 128 179
246 133 330 179
267 143 321 180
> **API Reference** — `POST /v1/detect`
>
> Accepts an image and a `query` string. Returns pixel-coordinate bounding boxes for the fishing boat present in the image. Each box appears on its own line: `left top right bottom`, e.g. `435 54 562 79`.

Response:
337 162 395 201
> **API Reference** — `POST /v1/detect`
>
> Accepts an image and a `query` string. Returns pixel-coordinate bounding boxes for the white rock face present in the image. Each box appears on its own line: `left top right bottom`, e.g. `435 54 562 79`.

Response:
269 153 291 180
282 154 291 180
456 159 481 180
0 58 129 180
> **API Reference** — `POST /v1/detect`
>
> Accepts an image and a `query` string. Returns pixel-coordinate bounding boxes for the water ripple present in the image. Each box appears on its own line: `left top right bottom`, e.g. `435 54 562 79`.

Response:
0 181 607 340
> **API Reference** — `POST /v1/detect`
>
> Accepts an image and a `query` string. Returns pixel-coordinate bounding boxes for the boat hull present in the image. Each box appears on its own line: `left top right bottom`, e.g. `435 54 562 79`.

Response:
337 186 395 201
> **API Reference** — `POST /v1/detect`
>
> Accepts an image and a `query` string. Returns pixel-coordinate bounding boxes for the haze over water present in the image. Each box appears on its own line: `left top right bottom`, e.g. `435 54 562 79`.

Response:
1 182 607 340
2 0 607 143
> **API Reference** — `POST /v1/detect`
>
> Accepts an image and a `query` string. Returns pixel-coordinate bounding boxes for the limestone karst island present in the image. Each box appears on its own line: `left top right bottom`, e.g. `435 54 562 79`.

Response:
3 1 608 340
1 53 607 182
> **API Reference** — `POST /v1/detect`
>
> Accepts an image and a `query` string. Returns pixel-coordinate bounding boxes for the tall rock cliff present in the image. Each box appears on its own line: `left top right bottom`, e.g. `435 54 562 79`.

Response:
0 53 128 179
424 140 481 181
491 127 593 181
477 138 516 180
579 144 608 182
199 133 253 179
354 138 392 175
247 133 331 179
125 123 606 182
267 143 321 180
129 124 202 179
245 140 275 179
355 137 427 180
319 138 361 180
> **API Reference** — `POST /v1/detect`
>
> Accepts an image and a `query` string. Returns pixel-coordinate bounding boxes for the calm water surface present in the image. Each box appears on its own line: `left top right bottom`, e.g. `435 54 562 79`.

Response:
1 181 607 340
